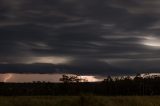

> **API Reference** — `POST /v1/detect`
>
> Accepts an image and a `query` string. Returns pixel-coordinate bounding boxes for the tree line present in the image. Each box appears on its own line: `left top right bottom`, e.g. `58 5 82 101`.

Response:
0 74 160 96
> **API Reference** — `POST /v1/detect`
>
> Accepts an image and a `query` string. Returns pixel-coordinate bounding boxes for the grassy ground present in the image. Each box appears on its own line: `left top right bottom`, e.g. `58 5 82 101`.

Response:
0 96 160 106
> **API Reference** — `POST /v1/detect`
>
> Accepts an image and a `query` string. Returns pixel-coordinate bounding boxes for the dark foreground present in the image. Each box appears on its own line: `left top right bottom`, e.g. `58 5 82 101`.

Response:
0 96 160 106
0 80 160 96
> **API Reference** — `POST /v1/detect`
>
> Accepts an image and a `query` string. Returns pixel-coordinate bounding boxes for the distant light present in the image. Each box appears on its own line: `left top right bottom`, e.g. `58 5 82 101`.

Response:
143 42 160 47
26 56 72 64
3 74 13 82
142 36 160 48
79 76 101 82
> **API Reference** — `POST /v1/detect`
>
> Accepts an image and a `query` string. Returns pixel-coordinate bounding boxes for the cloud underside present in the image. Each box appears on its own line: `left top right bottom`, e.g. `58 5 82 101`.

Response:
0 0 160 75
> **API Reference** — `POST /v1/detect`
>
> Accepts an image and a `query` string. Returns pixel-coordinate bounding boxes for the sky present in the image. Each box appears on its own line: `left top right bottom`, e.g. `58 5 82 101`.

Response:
1 0 160 81
0 73 102 82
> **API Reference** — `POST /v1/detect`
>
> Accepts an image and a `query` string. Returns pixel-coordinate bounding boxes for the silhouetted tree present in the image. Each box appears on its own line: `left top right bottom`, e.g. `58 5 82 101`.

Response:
59 74 85 83
59 74 70 83
103 75 113 82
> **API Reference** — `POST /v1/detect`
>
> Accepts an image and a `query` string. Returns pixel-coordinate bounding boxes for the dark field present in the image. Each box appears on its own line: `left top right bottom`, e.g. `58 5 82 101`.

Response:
0 96 160 106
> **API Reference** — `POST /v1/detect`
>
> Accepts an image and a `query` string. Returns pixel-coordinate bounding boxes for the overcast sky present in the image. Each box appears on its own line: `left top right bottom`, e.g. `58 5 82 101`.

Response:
1 0 160 76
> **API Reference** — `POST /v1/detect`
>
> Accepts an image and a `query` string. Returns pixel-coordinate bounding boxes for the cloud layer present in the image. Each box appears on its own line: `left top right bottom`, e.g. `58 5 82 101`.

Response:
0 0 160 75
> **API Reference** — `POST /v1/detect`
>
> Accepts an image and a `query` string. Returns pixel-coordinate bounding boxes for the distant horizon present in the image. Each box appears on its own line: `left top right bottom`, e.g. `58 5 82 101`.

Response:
0 73 103 83
1 72 160 83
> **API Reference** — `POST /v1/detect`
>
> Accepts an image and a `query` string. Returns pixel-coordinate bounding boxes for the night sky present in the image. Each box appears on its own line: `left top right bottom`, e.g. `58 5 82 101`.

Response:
1 0 160 78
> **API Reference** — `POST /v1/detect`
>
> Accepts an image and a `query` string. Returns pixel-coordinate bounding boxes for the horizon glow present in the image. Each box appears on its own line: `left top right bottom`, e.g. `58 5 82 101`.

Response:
0 73 102 83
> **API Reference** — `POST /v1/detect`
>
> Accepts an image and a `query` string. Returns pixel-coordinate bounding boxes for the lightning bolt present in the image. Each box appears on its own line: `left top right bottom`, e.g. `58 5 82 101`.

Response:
3 74 13 82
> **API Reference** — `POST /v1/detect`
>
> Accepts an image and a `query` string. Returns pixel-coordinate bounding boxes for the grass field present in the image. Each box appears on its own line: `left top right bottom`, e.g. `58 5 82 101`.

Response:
0 96 160 106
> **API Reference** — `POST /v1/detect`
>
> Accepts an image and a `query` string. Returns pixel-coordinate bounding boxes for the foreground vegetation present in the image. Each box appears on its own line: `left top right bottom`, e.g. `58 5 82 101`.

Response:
0 96 160 106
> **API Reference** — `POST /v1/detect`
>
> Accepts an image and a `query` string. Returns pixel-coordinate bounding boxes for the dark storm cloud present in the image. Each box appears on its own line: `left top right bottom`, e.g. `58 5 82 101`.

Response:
0 0 160 75
0 61 122 76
